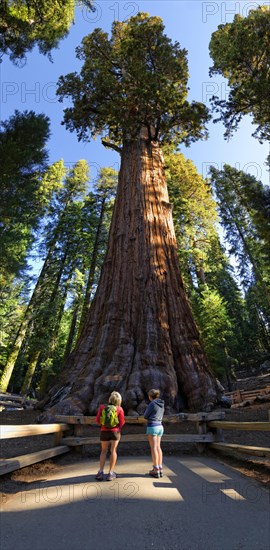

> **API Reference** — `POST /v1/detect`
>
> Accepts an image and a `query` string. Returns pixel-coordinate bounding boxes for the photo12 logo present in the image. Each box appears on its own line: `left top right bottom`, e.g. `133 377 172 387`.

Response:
64 161 120 179
1 81 58 104
202 81 231 104
202 481 264 503
79 1 139 25
18 480 140 505
202 161 263 180
202 2 269 23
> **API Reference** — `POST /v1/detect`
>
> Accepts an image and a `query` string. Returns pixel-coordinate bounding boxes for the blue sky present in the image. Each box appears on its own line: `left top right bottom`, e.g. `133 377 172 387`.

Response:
1 0 269 186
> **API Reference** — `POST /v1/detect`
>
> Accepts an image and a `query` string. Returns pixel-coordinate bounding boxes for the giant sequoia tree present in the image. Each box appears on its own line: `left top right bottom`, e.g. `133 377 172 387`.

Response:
45 13 217 416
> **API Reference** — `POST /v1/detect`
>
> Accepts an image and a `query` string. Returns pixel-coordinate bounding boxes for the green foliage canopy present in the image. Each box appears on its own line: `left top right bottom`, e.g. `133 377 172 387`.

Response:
165 151 218 287
193 287 233 376
209 6 270 141
210 164 270 310
57 12 210 147
0 0 93 63
0 110 51 281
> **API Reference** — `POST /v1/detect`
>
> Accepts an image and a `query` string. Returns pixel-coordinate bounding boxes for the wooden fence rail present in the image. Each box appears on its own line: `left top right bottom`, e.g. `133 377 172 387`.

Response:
0 392 37 411
1 411 269 475
1 423 69 439
208 421 270 431
0 423 70 476
208 420 270 458
225 386 270 405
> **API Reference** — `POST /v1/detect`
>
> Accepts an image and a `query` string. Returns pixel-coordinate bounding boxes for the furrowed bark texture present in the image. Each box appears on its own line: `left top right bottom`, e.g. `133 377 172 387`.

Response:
46 138 217 416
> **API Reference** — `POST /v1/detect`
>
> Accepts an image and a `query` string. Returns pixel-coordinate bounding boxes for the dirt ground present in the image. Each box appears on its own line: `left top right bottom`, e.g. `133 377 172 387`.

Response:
1 402 269 497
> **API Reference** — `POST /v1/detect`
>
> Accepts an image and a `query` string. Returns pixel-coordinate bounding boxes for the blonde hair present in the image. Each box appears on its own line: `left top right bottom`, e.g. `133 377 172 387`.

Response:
148 388 160 399
108 391 122 406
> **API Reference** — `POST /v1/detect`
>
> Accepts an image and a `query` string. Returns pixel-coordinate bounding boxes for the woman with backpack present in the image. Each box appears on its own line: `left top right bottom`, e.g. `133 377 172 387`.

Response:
144 388 165 478
95 391 125 481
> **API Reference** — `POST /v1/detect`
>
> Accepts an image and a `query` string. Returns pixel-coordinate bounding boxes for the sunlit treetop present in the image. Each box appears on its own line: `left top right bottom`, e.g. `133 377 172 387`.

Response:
0 0 94 64
57 13 210 147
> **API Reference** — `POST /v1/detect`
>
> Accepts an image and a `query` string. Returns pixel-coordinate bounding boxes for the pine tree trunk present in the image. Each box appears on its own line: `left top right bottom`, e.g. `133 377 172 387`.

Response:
77 196 106 336
30 275 72 398
226 202 270 307
62 300 80 368
0 243 56 393
21 350 41 396
46 138 217 415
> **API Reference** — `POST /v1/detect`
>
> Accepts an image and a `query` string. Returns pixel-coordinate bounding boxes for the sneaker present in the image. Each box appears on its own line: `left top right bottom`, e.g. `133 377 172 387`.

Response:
159 468 163 478
106 471 117 481
149 467 160 478
95 471 104 481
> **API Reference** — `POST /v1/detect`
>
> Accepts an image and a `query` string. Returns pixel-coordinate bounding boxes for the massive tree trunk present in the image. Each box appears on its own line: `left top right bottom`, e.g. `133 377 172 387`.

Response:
44 137 217 416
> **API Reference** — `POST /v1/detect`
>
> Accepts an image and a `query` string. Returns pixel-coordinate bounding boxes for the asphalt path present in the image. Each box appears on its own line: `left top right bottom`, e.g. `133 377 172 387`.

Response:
1 455 269 550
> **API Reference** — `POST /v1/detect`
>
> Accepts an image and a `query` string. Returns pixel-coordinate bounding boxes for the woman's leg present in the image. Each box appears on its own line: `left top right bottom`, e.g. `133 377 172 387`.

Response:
156 436 163 467
147 435 159 467
109 439 120 472
99 441 109 471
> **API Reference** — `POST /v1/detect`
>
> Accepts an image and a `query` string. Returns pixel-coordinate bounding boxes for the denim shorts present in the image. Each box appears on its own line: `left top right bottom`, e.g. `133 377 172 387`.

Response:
146 426 164 437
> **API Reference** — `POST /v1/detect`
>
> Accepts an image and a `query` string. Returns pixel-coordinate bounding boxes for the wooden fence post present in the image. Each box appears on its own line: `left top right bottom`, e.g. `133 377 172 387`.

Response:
73 422 84 454
53 425 63 446
196 420 207 454
206 420 224 445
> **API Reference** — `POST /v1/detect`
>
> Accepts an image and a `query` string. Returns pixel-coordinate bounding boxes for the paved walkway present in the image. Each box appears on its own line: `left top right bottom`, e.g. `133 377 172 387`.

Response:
1 456 269 550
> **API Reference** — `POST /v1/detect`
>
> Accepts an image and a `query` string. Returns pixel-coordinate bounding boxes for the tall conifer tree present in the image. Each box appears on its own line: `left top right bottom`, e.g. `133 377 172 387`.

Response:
44 13 217 415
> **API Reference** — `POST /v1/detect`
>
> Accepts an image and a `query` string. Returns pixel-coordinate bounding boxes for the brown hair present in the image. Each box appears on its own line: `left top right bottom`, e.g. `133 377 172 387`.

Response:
148 388 160 399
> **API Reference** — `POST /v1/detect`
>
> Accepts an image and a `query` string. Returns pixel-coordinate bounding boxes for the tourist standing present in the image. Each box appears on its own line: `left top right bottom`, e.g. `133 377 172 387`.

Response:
144 389 165 478
95 391 125 481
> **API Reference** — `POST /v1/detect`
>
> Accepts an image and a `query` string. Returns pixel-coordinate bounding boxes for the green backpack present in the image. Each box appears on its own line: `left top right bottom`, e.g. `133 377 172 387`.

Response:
100 404 119 428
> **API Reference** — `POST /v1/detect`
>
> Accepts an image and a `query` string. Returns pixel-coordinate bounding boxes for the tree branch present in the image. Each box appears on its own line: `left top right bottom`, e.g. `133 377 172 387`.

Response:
101 140 122 153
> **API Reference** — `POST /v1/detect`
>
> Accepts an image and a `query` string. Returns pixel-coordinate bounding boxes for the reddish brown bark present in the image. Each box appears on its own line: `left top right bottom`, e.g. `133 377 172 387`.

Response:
45 137 217 416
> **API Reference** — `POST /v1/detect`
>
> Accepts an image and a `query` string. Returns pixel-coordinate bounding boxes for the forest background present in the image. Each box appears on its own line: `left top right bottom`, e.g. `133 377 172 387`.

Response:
0 1 269 400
